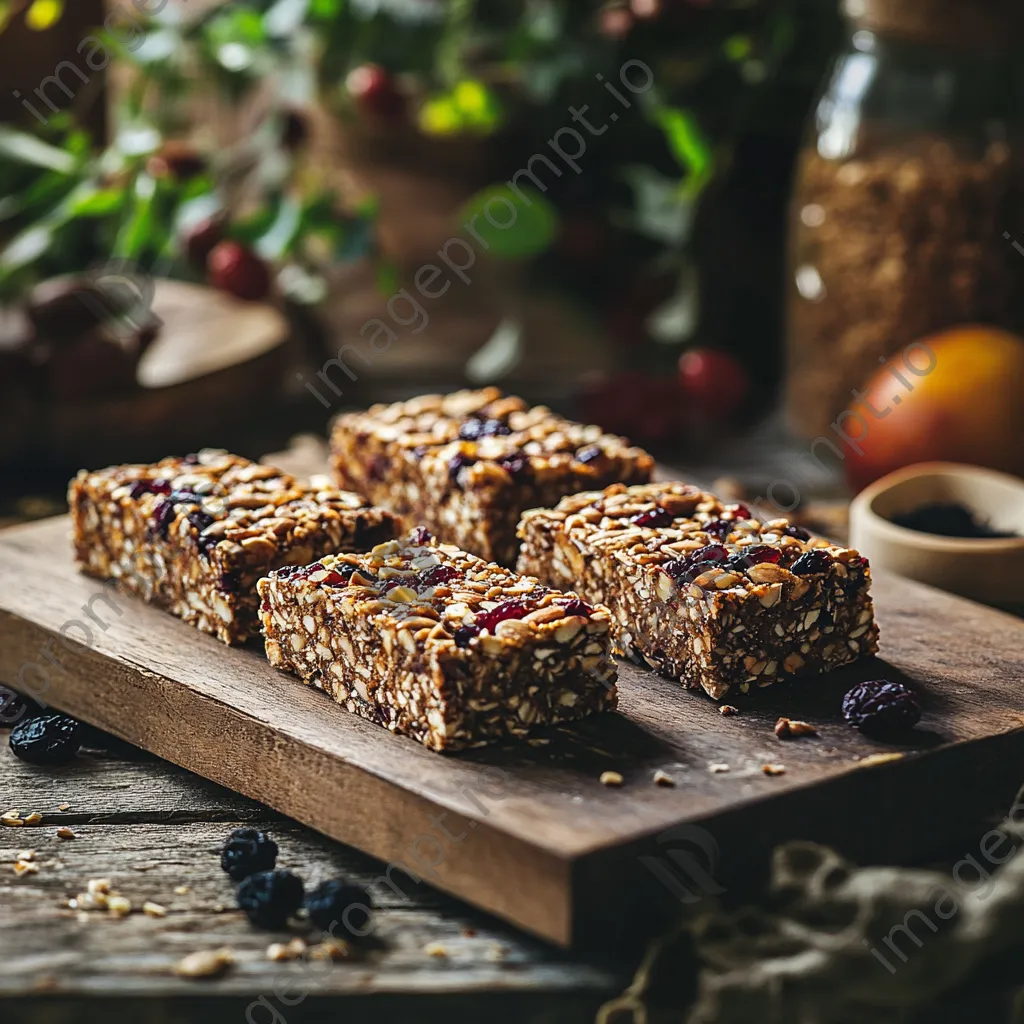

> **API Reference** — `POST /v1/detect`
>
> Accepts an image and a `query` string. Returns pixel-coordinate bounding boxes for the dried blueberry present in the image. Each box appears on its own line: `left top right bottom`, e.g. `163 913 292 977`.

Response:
630 507 674 529
784 524 811 541
576 445 603 464
842 680 921 736
497 452 529 479
237 869 304 929
409 526 433 546
458 417 511 441
0 688 42 728
453 625 481 648
9 713 81 765
221 828 279 882
448 453 476 485
305 879 373 935
792 550 833 575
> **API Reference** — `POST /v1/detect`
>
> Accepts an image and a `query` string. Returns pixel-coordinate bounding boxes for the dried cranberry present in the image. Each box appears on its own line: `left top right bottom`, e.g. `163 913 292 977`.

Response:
557 598 593 617
453 625 481 648
448 453 476 485
458 417 511 441
409 526 433 546
728 545 781 570
418 565 460 588
474 599 535 633
792 550 833 575
320 568 354 586
497 452 529 479
630 507 674 529
784 524 811 541
127 478 171 500
273 564 306 578
576 446 603 464
731 504 752 520
662 544 730 584
842 680 921 736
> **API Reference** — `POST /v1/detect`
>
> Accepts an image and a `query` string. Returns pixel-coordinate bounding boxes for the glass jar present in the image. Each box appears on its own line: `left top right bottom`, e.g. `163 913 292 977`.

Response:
785 0 1024 437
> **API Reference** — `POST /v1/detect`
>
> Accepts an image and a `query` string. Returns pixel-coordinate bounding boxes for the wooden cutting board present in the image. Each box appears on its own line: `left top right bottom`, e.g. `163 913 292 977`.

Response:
1 516 1022 947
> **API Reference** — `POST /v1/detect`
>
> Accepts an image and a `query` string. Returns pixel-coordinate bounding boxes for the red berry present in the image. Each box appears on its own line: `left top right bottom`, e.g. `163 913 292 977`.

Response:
677 348 750 422
207 241 271 302
346 64 405 120
183 217 224 270
599 6 633 38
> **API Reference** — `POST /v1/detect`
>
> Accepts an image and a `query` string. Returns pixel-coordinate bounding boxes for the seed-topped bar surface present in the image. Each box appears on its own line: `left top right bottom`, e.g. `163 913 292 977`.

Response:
329 387 654 565
69 450 400 645
517 482 880 700
257 528 618 751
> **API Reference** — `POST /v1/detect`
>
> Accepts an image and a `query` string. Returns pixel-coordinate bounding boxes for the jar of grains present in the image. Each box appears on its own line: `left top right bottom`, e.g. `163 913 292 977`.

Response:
785 0 1024 437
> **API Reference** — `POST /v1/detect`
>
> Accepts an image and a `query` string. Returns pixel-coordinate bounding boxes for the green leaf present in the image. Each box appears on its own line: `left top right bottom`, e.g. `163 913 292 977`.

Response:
0 127 76 174
68 188 124 218
113 173 158 261
256 194 302 260
459 185 557 260
654 107 715 198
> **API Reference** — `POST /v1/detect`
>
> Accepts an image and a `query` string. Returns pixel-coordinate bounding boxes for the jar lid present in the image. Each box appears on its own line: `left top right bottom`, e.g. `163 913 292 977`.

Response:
842 0 1024 48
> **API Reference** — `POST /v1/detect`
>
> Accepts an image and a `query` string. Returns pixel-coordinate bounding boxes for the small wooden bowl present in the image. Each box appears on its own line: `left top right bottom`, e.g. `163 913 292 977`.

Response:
849 463 1024 613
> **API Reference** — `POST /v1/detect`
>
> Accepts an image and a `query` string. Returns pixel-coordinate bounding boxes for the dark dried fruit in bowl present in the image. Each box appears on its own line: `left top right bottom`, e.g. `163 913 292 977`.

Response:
9 713 81 765
305 879 373 935
237 869 304 929
842 680 921 736
792 550 833 575
221 827 279 882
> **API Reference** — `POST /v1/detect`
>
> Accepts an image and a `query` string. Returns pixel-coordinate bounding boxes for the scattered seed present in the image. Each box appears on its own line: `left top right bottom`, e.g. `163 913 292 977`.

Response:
652 769 676 787
775 717 818 739
58 804 71 812
719 705 739 716
267 937 307 961
57 827 76 840
16 850 35 862
309 938 350 961
857 752 904 768
23 813 43 826
600 771 624 787
424 942 448 957
87 878 111 896
14 860 39 876
174 948 234 979
174 885 191 895
107 896 132 918
708 763 731 774
2 810 24 827
142 902 167 919
762 763 787 776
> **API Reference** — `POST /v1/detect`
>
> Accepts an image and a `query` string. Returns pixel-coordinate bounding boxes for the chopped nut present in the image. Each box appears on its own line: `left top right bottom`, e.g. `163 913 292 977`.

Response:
174 885 191 896
14 860 39 876
424 942 448 957
708 763 731 774
58 804 71 812
87 878 112 897
107 896 132 918
775 717 818 739
174 948 235 979
762 763 787 776
309 938 350 961
599 770 624 787
267 937 307 961
16 849 35 862
142 902 167 919
57 827 76 840
718 705 739 716
1 810 24 827
23 812 43 826
652 769 676 787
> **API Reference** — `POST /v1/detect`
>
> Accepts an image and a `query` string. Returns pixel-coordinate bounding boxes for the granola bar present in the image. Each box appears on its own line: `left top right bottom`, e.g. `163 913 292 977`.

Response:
69 450 400 645
517 482 879 700
329 388 653 566
257 528 618 751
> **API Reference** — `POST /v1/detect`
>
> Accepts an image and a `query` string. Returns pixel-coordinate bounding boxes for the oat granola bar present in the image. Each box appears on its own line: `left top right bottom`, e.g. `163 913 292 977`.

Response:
329 387 654 566
517 482 879 700
257 528 618 751
70 450 400 645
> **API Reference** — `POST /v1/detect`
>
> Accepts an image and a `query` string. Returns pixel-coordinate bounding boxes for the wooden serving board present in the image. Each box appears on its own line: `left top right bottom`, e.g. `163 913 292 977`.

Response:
1 516 1023 947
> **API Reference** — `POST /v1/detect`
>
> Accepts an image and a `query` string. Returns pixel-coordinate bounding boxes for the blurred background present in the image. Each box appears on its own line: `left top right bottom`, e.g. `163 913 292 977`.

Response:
1 0 1023 522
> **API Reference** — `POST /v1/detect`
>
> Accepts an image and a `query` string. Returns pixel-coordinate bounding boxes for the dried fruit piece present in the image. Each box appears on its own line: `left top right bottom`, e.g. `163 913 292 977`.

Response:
727 545 781 571
784 524 812 541
452 625 480 648
305 879 372 935
791 550 833 575
630 507 674 529
474 598 537 634
221 828 279 882
458 417 511 441
9 714 81 766
555 597 594 617
236 870 304 929
842 679 921 736
208 241 271 302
